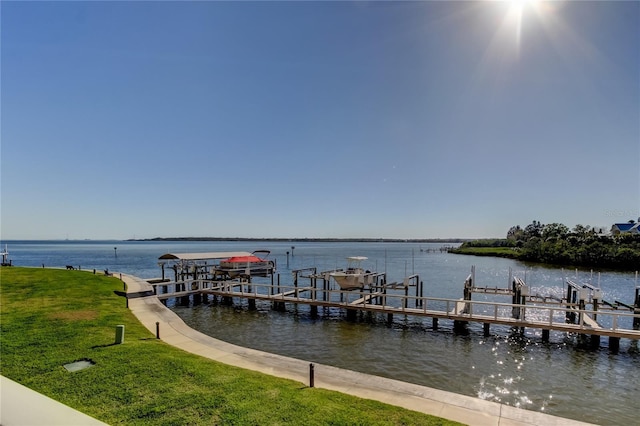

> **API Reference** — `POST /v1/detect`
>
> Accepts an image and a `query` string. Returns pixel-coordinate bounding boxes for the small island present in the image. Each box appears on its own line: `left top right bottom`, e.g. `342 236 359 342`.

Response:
449 220 640 271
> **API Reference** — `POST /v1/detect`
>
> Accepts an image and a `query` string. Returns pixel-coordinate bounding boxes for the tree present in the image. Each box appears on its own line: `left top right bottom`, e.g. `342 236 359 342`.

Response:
506 225 523 241
523 220 544 240
542 223 569 242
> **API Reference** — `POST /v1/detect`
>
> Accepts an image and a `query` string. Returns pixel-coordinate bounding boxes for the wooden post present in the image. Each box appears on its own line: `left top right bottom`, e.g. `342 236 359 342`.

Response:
609 336 620 353
463 275 472 314
542 329 550 342
309 363 315 388
483 323 490 337
634 287 640 330
404 286 409 309
248 277 255 310
432 317 438 330
453 320 468 334
578 289 586 326
347 309 357 321
387 313 393 324
278 273 281 295
323 276 328 302
156 322 160 339
566 281 573 323
512 280 521 320
272 274 279 310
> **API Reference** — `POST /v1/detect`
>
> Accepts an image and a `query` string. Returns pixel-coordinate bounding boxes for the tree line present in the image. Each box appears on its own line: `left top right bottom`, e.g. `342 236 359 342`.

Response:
457 220 640 270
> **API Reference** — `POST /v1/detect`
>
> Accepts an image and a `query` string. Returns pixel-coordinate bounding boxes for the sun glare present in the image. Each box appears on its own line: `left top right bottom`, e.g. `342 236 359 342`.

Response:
504 0 542 54
485 0 555 60
472 0 562 87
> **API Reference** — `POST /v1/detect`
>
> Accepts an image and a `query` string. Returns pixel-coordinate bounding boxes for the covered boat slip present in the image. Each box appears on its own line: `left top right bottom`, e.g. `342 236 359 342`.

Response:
157 251 275 281
158 252 255 261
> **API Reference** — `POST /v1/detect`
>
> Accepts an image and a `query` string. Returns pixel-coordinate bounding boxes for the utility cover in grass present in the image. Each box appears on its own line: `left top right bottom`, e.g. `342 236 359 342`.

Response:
63 359 95 372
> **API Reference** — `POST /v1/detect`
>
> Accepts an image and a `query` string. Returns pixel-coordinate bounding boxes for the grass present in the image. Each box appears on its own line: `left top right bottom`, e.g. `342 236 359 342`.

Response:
1 267 461 425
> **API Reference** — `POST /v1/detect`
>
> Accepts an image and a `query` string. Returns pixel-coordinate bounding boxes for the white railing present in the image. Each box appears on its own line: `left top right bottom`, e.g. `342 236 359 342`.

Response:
153 280 640 335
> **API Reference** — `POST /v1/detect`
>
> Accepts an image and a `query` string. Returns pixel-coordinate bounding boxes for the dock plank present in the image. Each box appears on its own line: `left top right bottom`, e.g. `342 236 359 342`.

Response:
349 292 382 305
272 287 313 298
569 307 602 329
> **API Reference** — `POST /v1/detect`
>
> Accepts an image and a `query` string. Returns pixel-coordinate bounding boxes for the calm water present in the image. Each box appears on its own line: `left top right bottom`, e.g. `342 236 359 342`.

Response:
4 240 639 425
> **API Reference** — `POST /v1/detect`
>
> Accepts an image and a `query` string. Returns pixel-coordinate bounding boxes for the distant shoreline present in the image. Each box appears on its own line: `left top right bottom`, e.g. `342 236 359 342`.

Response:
126 237 469 243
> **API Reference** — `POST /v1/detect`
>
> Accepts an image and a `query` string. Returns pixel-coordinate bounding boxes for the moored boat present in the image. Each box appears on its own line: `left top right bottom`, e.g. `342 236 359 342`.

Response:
218 250 275 277
330 256 374 290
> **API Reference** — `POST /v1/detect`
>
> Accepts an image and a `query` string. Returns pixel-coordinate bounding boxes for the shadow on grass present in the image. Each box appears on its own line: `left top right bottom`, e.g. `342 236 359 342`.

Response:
92 337 159 349
91 342 119 349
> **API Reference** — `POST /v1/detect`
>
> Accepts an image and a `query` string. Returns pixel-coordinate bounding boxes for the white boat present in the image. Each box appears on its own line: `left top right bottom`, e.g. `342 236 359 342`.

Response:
330 256 372 290
1 245 11 266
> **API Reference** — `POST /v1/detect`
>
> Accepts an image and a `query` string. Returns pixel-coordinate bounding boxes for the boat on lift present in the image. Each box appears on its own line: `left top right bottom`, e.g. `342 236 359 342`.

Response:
330 256 374 290
218 250 275 278
1 245 11 266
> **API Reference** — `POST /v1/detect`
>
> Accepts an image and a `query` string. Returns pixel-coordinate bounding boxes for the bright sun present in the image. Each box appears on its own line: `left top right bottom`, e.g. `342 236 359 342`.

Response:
502 0 549 54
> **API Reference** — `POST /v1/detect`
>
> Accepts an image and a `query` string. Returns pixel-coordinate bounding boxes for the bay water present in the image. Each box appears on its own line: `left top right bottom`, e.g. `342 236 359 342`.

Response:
4 240 638 424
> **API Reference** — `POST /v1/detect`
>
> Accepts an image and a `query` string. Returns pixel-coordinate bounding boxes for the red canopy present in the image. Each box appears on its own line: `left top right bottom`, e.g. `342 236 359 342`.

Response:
222 255 264 263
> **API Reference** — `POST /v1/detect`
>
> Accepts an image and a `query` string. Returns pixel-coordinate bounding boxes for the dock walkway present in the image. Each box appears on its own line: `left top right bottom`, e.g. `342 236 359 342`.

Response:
155 277 640 341
123 273 594 426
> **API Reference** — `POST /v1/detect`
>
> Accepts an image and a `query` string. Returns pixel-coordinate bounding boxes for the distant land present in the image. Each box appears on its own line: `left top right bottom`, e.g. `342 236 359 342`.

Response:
128 237 469 243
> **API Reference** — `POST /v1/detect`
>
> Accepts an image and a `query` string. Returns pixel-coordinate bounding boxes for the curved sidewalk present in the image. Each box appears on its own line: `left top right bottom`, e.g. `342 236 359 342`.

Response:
123 274 593 426
1 376 107 426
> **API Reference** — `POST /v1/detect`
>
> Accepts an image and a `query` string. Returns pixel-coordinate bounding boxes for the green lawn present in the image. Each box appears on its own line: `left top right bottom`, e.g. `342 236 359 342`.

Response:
1 267 460 425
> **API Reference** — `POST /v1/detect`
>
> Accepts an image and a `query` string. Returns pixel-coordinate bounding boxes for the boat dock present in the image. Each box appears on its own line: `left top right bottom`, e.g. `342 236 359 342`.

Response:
148 263 640 353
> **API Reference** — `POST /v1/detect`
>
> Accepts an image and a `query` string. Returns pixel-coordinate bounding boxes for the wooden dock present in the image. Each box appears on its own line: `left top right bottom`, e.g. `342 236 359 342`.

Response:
150 277 640 346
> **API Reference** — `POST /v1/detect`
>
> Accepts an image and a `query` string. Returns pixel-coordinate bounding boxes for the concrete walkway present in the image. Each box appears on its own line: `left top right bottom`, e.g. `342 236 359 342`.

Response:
1 376 107 425
123 274 594 426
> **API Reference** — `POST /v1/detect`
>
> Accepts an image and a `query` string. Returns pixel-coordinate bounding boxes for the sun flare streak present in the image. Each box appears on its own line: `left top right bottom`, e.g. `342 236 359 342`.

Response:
503 0 543 56
475 0 560 84
507 1 525 54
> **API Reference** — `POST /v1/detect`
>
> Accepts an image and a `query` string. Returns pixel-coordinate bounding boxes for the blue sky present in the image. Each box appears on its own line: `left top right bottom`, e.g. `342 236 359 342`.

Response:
2 1 638 240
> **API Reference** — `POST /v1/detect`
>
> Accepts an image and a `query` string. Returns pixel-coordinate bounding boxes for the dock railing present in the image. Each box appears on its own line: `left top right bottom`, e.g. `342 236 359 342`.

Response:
151 279 640 339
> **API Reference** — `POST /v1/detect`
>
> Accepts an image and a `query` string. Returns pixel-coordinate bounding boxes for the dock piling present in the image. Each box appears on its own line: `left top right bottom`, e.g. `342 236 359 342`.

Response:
542 329 550 343
609 337 620 353
634 285 640 330
151 266 640 351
